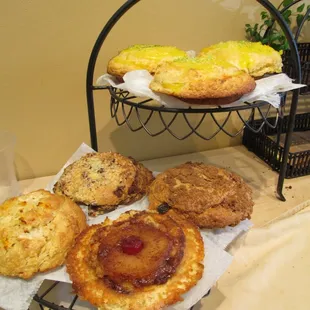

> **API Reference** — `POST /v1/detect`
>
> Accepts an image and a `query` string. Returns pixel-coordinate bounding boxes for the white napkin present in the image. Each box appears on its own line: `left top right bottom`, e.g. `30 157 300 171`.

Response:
97 71 306 109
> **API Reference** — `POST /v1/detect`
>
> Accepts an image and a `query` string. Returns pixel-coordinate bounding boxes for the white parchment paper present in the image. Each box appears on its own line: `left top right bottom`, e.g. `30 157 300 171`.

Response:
0 143 253 310
97 70 306 109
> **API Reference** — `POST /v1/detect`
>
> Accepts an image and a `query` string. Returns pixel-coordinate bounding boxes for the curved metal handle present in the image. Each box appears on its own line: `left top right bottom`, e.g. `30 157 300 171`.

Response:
258 0 301 83
86 0 140 150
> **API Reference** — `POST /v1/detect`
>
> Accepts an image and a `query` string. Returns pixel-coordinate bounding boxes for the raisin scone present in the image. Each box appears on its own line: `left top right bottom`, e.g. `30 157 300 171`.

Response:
148 162 254 229
54 152 154 216
66 210 204 310
0 190 87 279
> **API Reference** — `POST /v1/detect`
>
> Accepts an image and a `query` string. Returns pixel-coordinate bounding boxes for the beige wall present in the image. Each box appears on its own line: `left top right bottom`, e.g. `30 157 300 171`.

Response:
0 0 308 179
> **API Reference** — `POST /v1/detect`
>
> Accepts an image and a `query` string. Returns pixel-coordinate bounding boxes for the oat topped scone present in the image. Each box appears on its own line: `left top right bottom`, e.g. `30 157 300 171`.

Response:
148 162 254 229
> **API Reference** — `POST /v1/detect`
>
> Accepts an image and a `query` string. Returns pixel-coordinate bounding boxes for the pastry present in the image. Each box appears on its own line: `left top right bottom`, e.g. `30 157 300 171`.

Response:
199 40 283 77
149 56 256 105
107 44 187 78
53 152 154 216
148 162 254 228
0 190 87 279
66 210 204 310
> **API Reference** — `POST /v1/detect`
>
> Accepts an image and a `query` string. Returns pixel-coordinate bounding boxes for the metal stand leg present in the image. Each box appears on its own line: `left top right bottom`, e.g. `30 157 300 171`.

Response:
276 89 299 201
86 92 98 151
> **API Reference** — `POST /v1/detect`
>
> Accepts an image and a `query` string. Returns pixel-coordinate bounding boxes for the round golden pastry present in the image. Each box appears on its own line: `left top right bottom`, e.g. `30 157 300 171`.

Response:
66 210 204 310
149 56 256 104
107 44 187 78
148 162 254 229
199 40 283 77
53 152 154 216
0 190 87 279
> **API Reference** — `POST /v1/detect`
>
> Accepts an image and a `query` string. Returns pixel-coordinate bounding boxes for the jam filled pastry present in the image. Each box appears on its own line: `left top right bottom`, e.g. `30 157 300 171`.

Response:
66 210 204 310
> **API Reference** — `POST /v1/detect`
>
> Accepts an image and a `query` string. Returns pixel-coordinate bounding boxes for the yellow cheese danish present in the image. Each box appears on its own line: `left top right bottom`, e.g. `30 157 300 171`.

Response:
107 44 187 78
199 40 283 77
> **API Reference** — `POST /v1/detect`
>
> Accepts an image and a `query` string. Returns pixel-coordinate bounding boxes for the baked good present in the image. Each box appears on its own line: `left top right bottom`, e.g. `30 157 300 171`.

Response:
53 152 154 216
149 56 256 105
0 190 87 279
66 210 204 310
107 44 187 78
148 162 254 228
199 40 283 77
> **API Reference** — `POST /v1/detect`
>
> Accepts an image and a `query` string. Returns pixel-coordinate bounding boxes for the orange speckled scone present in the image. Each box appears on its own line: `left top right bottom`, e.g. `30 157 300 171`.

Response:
148 162 254 229
0 190 87 279
53 152 154 216
149 56 256 105
107 44 187 78
66 210 204 310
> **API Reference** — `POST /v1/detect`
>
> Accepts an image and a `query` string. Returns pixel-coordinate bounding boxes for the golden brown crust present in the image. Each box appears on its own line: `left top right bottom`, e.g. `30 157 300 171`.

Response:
177 94 242 106
54 152 154 216
148 162 254 229
0 190 87 279
149 57 256 101
66 210 204 310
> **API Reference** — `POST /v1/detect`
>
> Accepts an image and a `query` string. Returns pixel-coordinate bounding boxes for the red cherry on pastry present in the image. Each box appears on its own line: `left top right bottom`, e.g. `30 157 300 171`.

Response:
121 235 144 255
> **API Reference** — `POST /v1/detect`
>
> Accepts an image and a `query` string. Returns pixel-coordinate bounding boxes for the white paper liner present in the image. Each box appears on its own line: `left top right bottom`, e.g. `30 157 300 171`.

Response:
97 70 306 109
0 143 253 310
0 276 44 310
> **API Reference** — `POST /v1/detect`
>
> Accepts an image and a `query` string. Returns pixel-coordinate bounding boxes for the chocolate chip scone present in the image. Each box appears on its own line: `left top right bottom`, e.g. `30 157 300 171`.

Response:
0 190 87 279
54 152 154 216
148 162 254 229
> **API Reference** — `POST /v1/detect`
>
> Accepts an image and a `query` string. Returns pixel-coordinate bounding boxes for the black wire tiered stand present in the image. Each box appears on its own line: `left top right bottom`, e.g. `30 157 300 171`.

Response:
32 0 303 309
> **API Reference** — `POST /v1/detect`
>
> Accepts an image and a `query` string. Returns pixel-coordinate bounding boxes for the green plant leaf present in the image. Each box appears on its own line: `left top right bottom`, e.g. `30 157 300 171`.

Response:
264 19 273 27
282 10 292 18
261 11 268 19
297 14 304 27
245 24 251 27
283 0 294 8
269 33 283 43
297 3 305 12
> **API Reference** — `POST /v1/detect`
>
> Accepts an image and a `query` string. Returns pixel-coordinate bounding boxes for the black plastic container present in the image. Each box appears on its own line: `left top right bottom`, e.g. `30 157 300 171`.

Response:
282 42 310 94
242 112 310 178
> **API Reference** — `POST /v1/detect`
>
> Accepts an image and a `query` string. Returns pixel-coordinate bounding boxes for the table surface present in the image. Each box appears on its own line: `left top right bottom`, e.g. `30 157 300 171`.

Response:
22 145 310 310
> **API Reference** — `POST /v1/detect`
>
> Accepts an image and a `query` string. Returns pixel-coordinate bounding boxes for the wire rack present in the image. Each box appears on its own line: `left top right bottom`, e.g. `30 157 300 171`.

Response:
108 87 282 140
